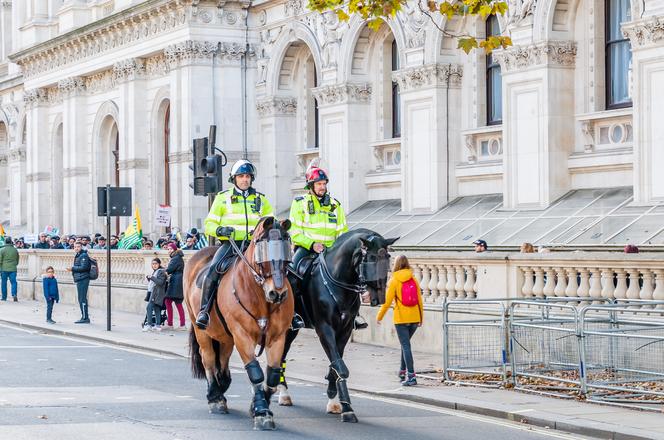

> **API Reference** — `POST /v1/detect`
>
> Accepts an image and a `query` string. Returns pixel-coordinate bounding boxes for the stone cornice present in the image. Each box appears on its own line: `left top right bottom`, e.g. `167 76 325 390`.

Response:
113 58 146 83
165 40 220 68
63 166 89 178
23 88 48 108
57 76 86 97
623 16 664 49
118 159 149 170
26 172 50 183
391 64 463 92
9 0 188 79
310 83 372 106
494 41 577 73
168 151 193 164
255 96 297 117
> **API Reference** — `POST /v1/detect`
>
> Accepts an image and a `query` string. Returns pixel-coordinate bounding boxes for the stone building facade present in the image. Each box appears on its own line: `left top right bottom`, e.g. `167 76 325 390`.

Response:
0 0 661 241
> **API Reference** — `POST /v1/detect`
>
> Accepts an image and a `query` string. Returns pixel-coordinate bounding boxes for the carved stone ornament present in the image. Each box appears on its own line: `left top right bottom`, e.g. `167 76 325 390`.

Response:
168 151 193 164
311 83 372 106
23 88 48 108
164 40 219 68
397 1 427 48
623 16 664 49
256 96 297 117
284 0 303 16
8 147 26 162
26 172 51 183
391 64 463 91
494 40 576 72
14 3 188 80
0 153 7 166
506 0 537 27
118 159 150 170
57 76 86 97
113 58 146 83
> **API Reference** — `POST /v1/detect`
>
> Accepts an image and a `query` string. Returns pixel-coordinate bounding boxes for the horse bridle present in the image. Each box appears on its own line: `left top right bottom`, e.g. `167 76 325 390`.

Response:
227 228 294 286
318 246 390 295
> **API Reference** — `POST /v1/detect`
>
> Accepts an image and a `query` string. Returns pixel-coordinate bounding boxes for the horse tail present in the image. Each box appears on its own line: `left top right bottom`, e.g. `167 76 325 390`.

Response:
189 327 207 379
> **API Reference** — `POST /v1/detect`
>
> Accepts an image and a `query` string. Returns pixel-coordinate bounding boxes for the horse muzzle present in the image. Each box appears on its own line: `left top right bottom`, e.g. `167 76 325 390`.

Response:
265 288 288 304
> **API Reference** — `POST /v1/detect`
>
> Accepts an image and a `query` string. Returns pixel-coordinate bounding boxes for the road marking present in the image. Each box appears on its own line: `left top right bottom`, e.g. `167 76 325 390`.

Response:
113 359 123 361
37 359 48 362
175 396 192 399
115 397 133 400
58 397 75 401
512 409 535 414
0 360 7 362
75 359 86 361
351 393 587 439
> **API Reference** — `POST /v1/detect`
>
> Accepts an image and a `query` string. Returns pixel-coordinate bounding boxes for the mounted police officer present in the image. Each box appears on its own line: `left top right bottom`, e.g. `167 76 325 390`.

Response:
195 159 274 330
289 166 367 329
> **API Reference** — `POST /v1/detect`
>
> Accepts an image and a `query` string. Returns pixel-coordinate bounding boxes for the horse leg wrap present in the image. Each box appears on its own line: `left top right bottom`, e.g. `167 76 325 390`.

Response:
266 366 283 389
245 359 264 385
336 378 352 406
325 368 338 399
217 369 232 394
280 361 287 386
330 359 349 379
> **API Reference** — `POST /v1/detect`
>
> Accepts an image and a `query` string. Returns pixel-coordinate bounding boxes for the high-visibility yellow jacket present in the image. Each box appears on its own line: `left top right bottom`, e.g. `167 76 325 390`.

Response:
289 193 348 250
204 187 274 241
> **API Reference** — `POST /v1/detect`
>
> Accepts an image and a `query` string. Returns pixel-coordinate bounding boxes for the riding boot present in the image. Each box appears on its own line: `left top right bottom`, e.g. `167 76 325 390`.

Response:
195 273 217 329
290 313 305 330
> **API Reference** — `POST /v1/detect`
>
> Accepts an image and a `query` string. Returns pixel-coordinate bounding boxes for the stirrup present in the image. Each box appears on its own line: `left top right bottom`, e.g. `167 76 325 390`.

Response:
353 315 368 330
290 313 305 330
195 311 210 330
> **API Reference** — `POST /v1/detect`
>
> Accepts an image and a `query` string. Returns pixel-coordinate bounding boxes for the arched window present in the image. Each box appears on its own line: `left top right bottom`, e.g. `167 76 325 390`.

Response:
391 39 401 138
486 15 502 125
605 0 632 109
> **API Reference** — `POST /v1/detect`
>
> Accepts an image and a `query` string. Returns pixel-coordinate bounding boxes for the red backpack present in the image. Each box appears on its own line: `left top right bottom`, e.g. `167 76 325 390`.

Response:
399 278 419 307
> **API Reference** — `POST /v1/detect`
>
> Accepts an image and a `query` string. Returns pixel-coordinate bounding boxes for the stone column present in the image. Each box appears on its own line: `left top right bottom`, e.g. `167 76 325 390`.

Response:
7 145 26 229
623 15 664 204
115 58 150 233
165 40 218 231
495 41 577 209
59 77 90 234
392 63 463 213
255 95 298 213
0 2 12 62
311 82 373 212
23 88 50 232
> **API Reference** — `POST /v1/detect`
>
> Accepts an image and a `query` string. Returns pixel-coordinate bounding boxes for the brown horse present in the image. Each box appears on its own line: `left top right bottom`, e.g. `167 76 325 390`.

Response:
184 216 294 430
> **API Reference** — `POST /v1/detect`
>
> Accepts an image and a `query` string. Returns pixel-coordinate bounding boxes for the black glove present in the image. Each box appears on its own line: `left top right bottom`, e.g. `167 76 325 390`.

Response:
216 226 235 237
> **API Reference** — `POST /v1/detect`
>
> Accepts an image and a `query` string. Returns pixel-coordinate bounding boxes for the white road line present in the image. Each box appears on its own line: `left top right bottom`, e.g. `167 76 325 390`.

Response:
115 397 133 400
512 409 535 414
175 396 193 399
0 360 7 362
58 397 75 401
37 359 48 362
0 345 103 349
352 393 587 440
75 359 86 361
113 359 123 361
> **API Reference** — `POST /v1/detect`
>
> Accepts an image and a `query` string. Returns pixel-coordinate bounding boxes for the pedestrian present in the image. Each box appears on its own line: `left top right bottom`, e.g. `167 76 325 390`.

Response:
520 242 535 253
624 244 639 253
94 236 107 249
80 236 91 250
67 236 76 249
473 239 488 253
109 235 119 250
0 237 20 301
182 234 197 250
43 266 59 324
33 233 50 249
15 239 25 249
66 241 91 324
50 235 64 249
376 255 423 387
142 240 154 250
164 242 186 330
143 258 167 331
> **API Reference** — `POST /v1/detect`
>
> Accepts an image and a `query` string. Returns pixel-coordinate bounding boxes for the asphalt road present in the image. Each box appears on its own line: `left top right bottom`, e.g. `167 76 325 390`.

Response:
0 324 586 440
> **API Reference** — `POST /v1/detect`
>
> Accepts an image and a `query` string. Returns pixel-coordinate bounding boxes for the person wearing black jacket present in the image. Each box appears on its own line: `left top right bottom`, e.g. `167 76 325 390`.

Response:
165 243 186 328
67 241 91 324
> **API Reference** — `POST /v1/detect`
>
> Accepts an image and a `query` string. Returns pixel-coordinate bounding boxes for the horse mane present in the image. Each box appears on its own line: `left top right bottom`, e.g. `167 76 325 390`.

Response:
331 228 377 249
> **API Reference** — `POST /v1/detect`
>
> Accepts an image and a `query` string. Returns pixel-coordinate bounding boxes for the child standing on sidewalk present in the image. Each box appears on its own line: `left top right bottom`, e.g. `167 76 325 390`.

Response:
376 255 423 386
42 266 60 324
144 258 168 332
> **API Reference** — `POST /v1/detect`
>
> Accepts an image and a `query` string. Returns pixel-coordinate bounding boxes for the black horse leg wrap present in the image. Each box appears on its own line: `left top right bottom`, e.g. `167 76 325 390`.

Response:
266 366 283 388
330 359 349 379
245 360 264 385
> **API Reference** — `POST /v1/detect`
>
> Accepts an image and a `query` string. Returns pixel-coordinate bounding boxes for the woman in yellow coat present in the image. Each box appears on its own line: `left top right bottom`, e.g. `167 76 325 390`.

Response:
376 255 424 386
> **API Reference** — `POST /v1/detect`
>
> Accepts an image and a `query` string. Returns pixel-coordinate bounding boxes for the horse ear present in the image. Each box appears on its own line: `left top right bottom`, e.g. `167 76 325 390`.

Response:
359 237 370 250
262 216 275 229
280 219 291 231
384 237 399 247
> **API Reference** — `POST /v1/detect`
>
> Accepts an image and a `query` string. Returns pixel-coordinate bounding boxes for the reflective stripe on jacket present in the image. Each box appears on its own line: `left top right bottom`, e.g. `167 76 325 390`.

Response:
289 193 348 250
204 187 274 241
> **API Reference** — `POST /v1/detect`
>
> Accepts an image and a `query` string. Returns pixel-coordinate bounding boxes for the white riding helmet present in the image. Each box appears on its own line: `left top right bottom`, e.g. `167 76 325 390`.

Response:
228 159 256 183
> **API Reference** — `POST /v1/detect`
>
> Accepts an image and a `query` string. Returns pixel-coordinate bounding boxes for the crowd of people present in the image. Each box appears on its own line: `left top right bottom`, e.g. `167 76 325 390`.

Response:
7 228 207 252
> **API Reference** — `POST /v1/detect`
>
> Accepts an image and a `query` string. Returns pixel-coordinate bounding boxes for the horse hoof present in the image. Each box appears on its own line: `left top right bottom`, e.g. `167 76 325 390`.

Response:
326 399 342 414
209 401 228 414
341 411 358 423
277 385 293 406
253 415 276 431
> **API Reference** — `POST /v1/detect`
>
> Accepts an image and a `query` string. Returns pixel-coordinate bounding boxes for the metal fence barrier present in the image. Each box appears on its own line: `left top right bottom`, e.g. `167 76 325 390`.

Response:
579 303 664 410
443 300 508 386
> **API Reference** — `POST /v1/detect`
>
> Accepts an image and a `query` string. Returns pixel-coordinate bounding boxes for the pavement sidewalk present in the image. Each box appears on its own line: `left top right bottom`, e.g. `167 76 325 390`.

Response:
1 299 663 440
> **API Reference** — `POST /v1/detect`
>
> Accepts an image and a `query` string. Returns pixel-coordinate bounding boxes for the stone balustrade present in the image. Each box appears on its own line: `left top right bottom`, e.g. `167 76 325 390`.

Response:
407 257 478 304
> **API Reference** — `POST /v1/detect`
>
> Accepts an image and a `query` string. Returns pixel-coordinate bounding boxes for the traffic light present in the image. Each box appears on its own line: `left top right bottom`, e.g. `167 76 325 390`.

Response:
202 154 224 194
190 137 208 196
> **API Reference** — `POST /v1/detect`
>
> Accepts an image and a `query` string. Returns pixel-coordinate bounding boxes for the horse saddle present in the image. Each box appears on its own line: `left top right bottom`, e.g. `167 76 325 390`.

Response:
289 253 318 281
194 253 239 289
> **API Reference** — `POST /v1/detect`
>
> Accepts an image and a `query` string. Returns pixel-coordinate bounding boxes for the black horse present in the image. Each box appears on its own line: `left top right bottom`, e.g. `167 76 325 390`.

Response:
277 229 396 422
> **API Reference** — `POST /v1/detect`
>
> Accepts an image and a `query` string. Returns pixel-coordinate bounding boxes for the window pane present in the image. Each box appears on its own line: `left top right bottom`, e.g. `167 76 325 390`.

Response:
605 214 664 245
445 219 504 245
607 0 631 42
488 67 503 123
569 215 638 244
607 41 632 106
